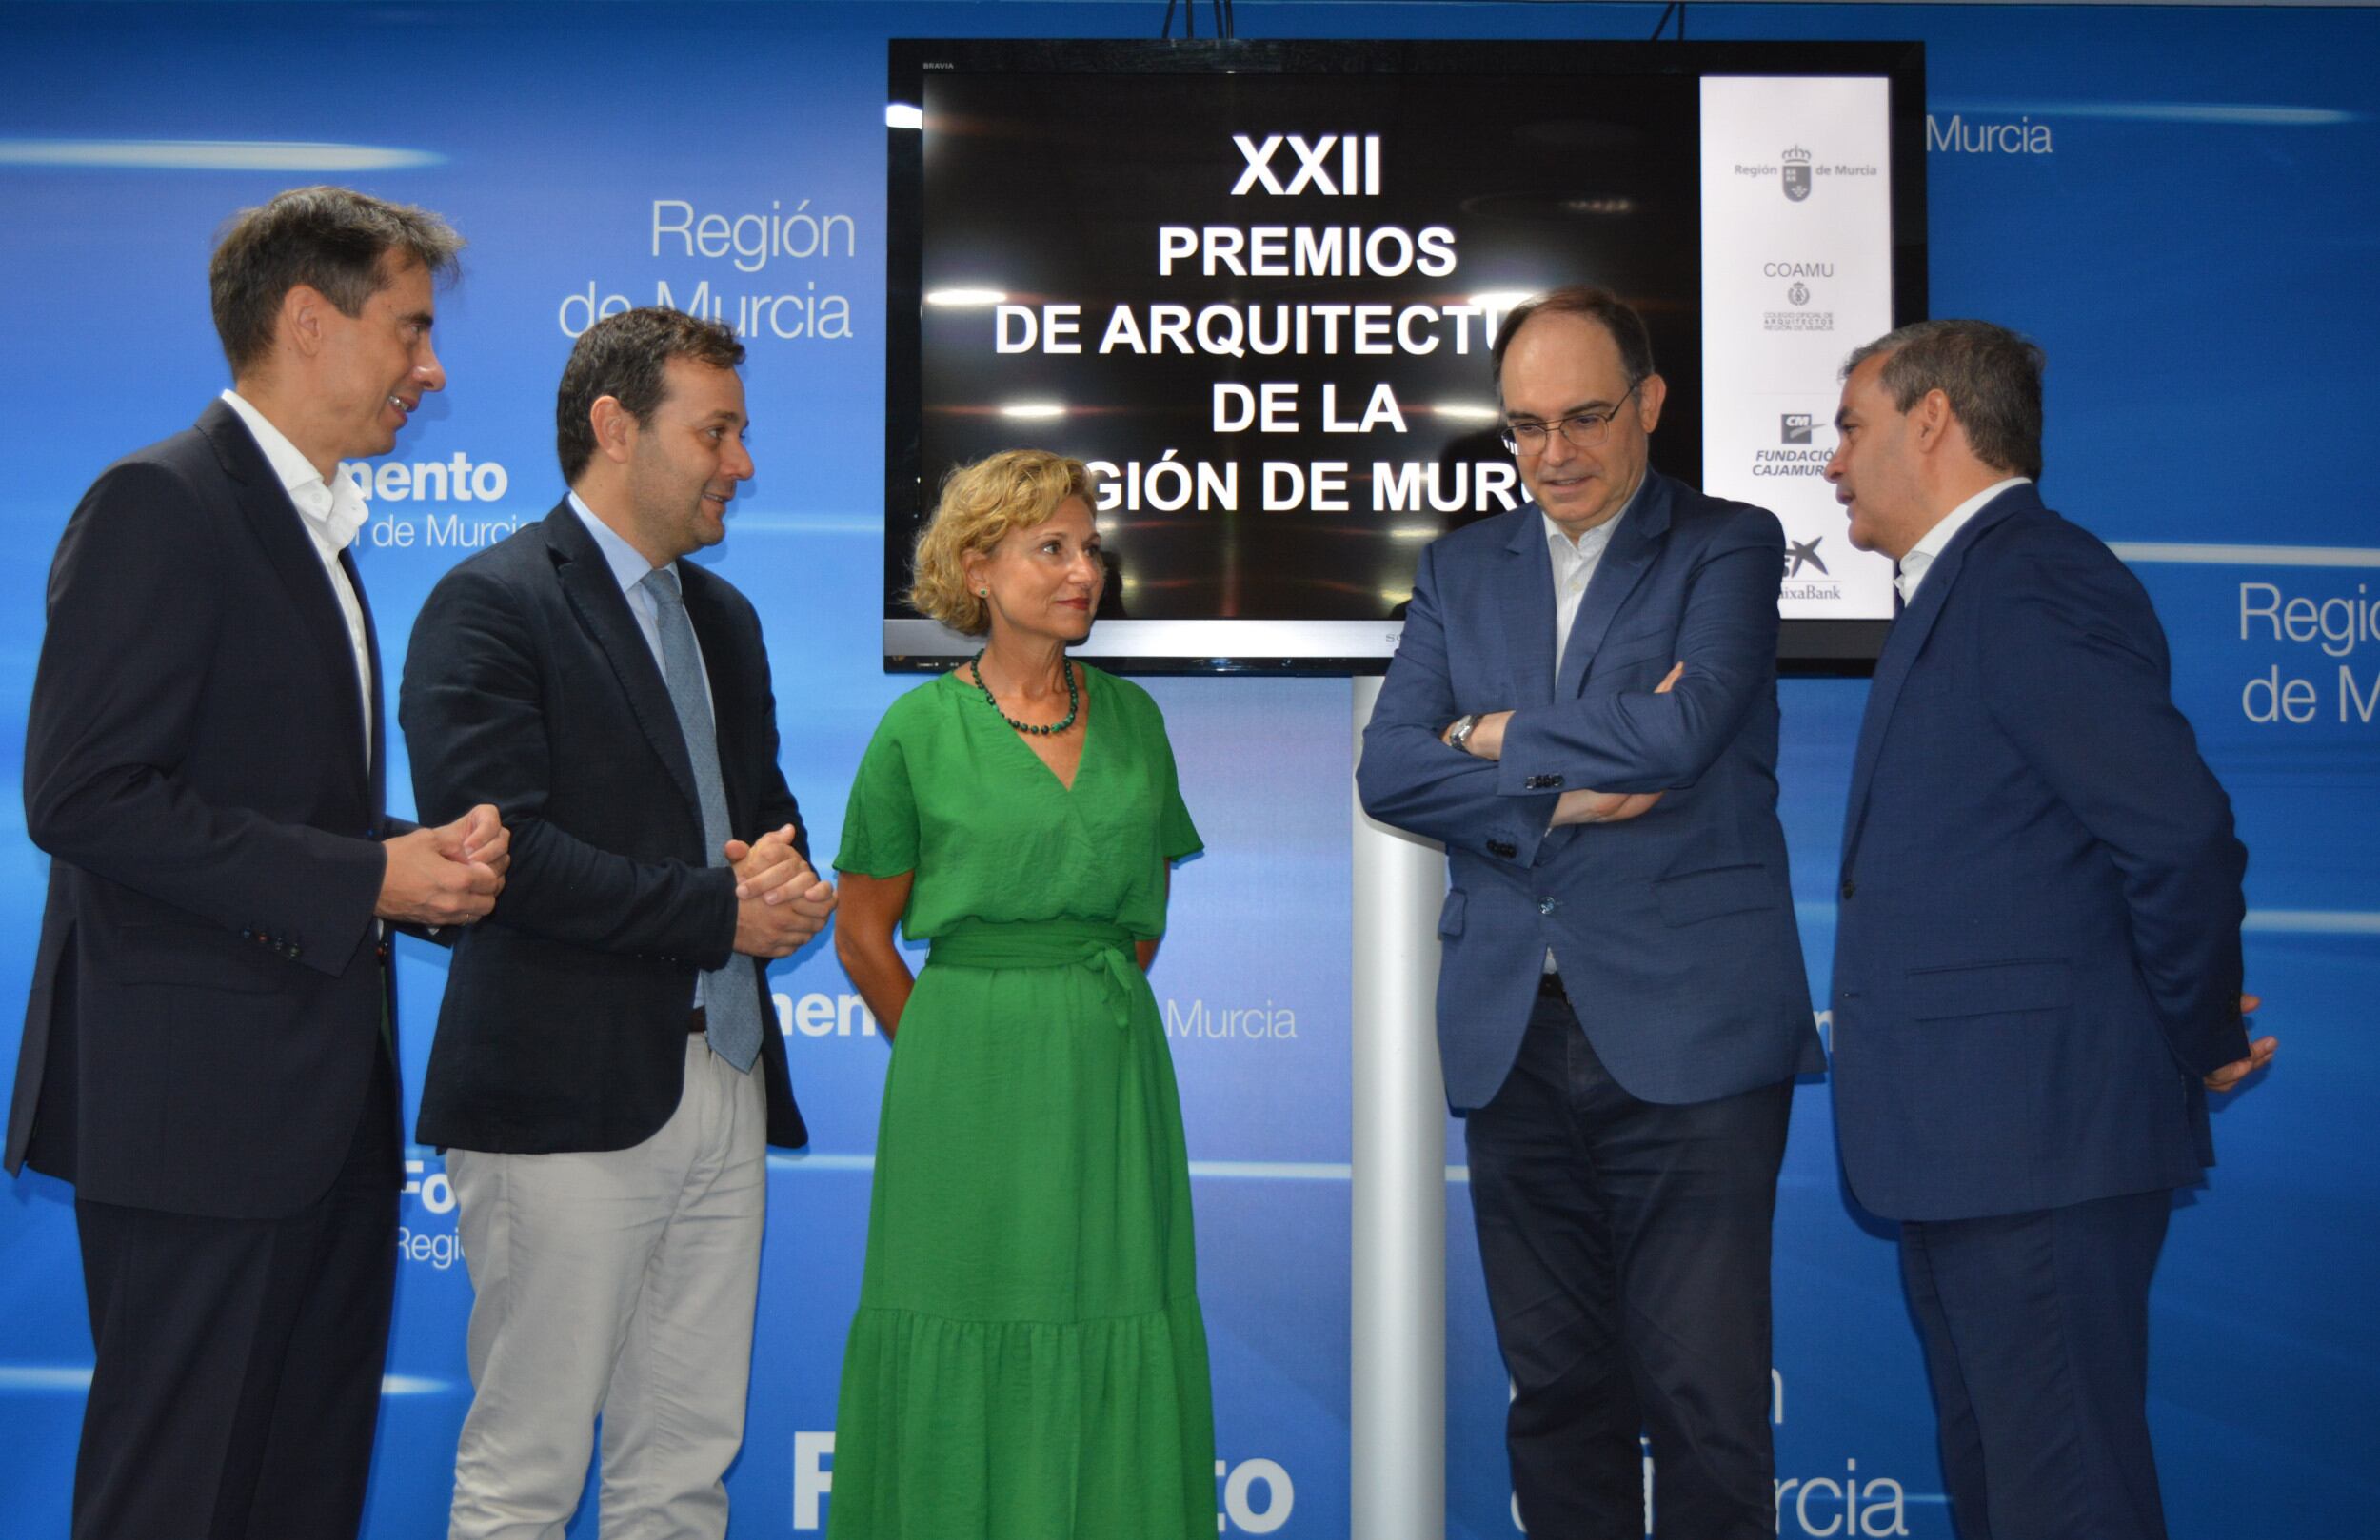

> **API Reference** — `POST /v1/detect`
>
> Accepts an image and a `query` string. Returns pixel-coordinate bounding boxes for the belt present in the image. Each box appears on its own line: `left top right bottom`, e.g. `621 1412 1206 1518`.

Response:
925 919 1140 1029
1538 971 1568 1001
687 1005 707 1035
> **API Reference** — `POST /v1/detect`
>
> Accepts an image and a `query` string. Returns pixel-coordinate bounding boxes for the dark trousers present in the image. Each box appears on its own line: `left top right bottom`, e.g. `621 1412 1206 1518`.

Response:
1464 989 1792 1540
71 1042 399 1540
1900 1189 2174 1540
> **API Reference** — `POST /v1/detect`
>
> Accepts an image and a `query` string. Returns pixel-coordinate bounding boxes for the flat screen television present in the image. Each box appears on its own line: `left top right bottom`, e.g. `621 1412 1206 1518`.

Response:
885 37 1927 674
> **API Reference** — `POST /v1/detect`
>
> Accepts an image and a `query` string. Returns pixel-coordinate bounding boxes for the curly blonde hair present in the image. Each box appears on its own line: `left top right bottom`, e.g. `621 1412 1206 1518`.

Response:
909 449 1097 635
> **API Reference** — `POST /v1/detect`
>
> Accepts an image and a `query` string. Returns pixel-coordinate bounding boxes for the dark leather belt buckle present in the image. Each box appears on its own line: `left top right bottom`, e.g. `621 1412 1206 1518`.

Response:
688 1006 708 1035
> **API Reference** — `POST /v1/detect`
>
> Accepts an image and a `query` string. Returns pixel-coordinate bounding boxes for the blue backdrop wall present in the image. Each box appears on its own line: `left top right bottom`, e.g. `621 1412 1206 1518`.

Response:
1 4 2372 1535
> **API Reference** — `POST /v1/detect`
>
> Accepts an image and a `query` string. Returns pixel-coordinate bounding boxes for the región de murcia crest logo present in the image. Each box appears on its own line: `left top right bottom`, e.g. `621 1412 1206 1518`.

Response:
1781 146 1813 202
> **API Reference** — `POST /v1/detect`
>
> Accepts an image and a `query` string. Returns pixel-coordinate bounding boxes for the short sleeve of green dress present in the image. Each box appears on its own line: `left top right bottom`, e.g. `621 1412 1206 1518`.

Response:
827 667 1216 1540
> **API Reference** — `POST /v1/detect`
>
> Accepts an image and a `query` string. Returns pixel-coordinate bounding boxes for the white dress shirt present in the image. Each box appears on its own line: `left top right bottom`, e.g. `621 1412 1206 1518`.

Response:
1895 477 2031 604
1548 501 1626 682
218 389 373 759
1539 479 1640 970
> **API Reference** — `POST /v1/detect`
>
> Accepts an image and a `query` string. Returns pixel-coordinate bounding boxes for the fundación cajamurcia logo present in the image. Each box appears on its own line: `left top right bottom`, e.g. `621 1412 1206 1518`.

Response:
1781 146 1813 202
1749 412 1833 482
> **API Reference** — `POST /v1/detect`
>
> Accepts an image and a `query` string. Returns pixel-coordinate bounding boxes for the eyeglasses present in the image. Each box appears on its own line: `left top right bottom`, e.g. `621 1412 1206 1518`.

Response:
1501 382 1642 456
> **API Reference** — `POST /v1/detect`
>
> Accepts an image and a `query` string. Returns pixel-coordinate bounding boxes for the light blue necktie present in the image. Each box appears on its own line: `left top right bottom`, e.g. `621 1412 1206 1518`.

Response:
640 566 762 1073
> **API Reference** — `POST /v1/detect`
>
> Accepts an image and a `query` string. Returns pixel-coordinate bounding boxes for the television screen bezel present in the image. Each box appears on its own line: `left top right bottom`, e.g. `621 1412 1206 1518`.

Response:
885 36 1928 677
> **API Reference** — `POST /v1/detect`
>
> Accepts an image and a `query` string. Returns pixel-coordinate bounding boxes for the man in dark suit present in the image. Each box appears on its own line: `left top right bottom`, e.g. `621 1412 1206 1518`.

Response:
8 186 507 1540
1825 319 2276 1540
1359 286 1821 1538
401 306 833 1539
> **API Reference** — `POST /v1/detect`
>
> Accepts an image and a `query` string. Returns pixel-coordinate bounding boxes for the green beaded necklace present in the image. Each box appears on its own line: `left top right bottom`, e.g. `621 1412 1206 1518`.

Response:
968 650 1080 736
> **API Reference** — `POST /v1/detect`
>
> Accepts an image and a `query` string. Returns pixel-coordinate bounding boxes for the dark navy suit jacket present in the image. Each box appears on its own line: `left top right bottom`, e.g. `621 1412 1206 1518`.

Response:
9 400 402 1218
1831 484 2249 1221
1359 470 1821 1111
401 503 806 1155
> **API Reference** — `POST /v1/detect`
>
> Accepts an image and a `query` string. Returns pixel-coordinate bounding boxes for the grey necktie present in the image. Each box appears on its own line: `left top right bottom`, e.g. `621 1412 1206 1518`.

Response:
640 566 763 1073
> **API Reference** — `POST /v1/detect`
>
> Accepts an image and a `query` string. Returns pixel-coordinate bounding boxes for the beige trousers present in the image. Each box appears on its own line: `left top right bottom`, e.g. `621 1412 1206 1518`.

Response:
446 1036 767 1540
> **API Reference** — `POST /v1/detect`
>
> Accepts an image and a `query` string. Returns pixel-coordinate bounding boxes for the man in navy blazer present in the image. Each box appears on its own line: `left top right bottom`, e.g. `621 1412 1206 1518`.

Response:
1359 287 1821 1538
8 188 506 1540
402 307 832 1539
1825 319 2275 1540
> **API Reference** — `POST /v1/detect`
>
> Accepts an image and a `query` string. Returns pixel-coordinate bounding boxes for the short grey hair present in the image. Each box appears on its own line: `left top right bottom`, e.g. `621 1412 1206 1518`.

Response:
1842 319 2045 481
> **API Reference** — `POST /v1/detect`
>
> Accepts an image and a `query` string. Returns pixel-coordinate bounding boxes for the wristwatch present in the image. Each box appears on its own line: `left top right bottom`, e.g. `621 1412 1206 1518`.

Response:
1447 713 1482 755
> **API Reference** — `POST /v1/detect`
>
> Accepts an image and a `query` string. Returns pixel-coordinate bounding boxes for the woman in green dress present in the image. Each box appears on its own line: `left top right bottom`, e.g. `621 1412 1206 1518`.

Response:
826 450 1216 1539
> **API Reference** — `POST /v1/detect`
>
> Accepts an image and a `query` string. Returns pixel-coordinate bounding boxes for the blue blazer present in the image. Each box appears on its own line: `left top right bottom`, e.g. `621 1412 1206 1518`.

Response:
1831 484 2250 1222
1359 470 1820 1111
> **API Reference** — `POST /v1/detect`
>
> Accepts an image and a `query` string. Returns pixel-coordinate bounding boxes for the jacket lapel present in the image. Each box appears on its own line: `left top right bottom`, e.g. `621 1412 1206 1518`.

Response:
1497 513 1558 707
1554 472 1669 701
1840 484 2036 872
202 401 370 805
543 506 705 823
341 545 387 818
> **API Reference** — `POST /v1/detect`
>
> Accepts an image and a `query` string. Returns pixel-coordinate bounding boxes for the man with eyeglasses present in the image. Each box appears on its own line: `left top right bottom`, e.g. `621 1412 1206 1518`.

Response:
1359 286 1819 1538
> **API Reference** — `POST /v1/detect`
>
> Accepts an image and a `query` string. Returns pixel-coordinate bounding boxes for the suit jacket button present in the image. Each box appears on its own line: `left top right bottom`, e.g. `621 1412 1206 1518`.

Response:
1537 897 1559 916
1488 839 1517 859
1524 774 1564 790
1839 878 1855 900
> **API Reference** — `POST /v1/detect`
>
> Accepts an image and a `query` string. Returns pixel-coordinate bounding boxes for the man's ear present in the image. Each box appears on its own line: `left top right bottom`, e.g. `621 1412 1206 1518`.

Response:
588 395 637 465
1912 387 1955 454
280 284 330 360
1634 372 1669 434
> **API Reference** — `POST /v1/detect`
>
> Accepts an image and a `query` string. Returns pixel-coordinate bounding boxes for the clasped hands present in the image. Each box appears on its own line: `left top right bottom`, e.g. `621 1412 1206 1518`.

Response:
378 803 509 927
1443 661 1685 828
727 823 837 958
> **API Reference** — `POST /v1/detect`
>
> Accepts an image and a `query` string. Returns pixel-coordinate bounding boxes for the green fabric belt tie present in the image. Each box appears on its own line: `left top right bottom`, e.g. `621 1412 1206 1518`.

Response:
925 919 1140 1029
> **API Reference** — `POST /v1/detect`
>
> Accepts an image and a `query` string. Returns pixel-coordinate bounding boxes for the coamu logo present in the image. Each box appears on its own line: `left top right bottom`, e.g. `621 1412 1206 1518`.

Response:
1230 133 1383 197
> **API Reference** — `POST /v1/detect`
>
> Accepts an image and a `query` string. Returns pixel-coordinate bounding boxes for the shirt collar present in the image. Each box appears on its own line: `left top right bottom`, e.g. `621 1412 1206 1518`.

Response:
1895 476 2030 602
218 388 367 552
568 489 674 597
1540 474 1643 566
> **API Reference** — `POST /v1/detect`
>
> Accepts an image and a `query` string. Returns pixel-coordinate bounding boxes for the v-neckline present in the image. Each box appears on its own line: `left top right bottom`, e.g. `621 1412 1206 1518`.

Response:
958 662 1094 795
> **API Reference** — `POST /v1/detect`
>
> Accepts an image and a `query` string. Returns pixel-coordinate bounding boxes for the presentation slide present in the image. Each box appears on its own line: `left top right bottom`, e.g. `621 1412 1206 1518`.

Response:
891 40 1916 669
